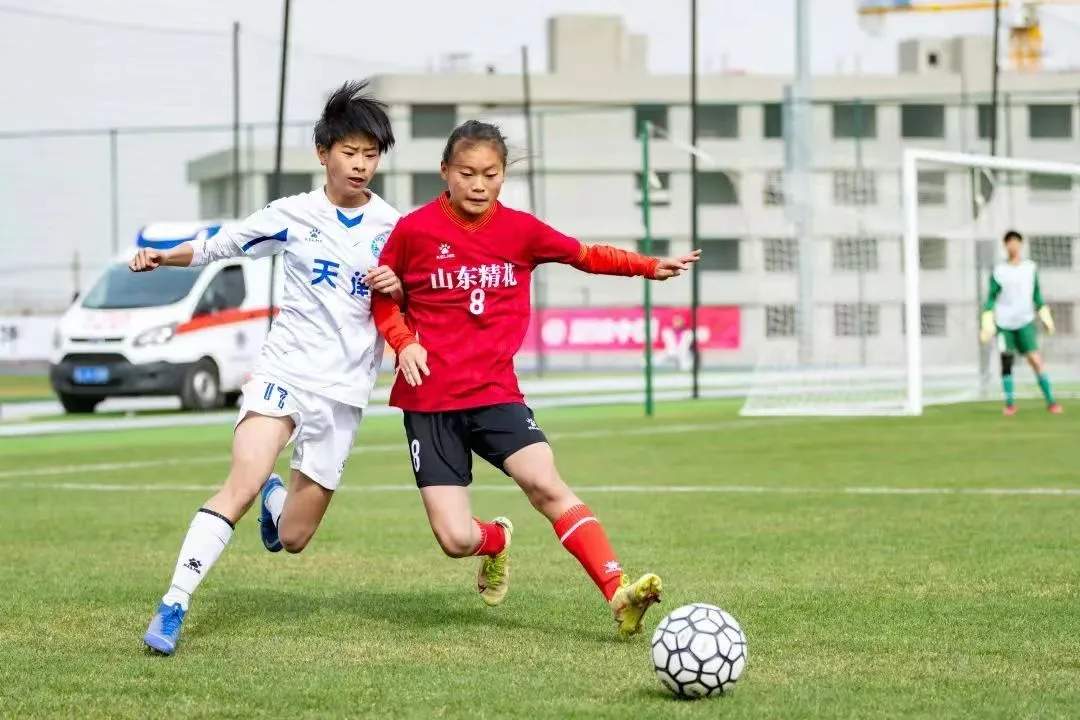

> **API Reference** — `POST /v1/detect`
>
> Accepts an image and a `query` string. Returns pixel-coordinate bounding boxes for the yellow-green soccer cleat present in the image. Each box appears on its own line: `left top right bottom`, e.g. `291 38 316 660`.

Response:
476 517 513 607
609 572 663 638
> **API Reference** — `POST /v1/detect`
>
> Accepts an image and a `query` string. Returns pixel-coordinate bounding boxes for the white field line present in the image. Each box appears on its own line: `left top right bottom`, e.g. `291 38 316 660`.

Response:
0 419 781 481
4 481 1080 498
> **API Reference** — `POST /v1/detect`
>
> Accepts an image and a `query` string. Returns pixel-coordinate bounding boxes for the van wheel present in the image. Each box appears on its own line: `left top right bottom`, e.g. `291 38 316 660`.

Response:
223 391 242 407
180 359 222 411
59 394 103 414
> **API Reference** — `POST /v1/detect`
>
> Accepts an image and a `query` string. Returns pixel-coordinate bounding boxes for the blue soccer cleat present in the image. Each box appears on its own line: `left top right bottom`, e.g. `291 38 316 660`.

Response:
260 474 285 553
144 601 186 655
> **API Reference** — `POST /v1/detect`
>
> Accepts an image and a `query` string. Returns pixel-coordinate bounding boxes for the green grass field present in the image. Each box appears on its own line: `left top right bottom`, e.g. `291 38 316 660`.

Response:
2 399 1079 719
0 373 52 402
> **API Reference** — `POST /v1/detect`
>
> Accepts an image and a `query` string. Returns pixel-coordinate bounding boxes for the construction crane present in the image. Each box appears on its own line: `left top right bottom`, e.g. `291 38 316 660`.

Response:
858 0 1080 70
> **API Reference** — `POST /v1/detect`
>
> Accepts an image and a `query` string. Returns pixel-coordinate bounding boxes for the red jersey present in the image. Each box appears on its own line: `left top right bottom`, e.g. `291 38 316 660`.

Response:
376 193 659 412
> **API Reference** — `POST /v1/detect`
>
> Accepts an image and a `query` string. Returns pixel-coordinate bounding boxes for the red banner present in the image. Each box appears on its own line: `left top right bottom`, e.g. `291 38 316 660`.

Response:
522 306 740 352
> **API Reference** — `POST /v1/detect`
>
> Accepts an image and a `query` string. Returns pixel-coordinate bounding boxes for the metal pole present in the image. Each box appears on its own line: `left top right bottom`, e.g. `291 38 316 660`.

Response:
641 122 655 417
689 0 701 399
990 0 1002 157
792 0 814 366
902 150 923 415
109 128 118 254
268 0 291 331
521 45 545 376
232 21 241 217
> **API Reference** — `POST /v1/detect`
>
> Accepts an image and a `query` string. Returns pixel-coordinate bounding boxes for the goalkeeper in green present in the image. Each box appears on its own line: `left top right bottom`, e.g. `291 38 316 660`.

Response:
980 230 1063 416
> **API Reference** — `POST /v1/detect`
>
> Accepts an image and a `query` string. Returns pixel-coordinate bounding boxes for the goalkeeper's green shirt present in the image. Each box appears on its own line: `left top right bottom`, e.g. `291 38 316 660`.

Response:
984 259 1044 330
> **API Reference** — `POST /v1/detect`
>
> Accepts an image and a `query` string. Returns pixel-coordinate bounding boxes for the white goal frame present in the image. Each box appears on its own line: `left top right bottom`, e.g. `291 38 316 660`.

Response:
902 149 1080 415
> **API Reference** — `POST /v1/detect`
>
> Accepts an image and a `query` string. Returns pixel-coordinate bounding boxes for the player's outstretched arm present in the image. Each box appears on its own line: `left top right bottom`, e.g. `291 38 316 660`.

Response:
128 244 194 272
569 243 701 281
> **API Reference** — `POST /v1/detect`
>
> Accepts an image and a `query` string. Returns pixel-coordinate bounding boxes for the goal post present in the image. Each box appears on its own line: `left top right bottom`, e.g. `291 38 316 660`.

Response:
741 148 1080 417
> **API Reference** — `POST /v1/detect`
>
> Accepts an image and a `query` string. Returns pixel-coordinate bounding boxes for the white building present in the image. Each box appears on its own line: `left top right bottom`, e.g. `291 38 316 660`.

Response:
189 15 1080 370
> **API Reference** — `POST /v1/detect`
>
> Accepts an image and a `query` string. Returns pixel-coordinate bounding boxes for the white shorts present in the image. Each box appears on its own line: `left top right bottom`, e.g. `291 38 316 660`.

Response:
235 375 362 491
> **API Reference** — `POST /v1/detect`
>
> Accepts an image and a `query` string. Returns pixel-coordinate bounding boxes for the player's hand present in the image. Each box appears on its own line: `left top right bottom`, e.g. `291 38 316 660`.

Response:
979 310 996 344
1039 305 1056 335
364 265 401 297
397 342 430 387
129 249 164 272
653 250 702 281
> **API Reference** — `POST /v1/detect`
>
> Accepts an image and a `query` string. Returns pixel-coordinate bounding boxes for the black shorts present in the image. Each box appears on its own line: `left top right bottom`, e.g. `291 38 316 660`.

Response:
402 403 548 487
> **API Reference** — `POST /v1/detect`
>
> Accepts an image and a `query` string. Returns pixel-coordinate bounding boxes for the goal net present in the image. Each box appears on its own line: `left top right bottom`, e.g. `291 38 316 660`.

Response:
741 149 1080 416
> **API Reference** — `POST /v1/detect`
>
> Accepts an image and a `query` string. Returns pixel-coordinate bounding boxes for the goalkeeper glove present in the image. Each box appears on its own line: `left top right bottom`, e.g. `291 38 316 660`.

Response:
1038 305 1056 335
979 310 996 344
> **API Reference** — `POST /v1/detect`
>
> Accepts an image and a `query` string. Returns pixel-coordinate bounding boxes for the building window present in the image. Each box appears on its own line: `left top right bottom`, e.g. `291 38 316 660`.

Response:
901 104 945 138
411 104 457 139
634 105 668 137
918 170 947 205
1029 104 1072 139
763 103 783 139
832 102 876 139
1029 173 1072 194
637 238 671 257
834 303 880 337
833 237 879 271
833 170 877 206
1030 236 1073 268
764 237 797 272
699 171 739 205
264 173 313 203
367 174 385 198
978 104 994 140
1049 302 1075 334
763 169 785 206
766 305 796 337
411 172 444 205
920 303 947 336
697 104 739 138
920 237 947 270
699 238 740 271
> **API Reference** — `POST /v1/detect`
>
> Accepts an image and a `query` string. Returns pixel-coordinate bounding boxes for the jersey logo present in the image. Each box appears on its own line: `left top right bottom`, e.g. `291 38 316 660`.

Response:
311 258 341 288
370 231 390 256
306 227 322 243
437 243 456 261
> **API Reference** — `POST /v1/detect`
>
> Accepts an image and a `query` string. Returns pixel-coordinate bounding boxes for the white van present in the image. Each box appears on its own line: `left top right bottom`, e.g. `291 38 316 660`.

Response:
49 222 281 413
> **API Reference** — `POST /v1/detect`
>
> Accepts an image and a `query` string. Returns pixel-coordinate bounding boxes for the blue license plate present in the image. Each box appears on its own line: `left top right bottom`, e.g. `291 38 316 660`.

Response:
73 366 110 385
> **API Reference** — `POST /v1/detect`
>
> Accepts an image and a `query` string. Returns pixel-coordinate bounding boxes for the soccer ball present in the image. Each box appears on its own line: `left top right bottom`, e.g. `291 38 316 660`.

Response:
651 603 747 699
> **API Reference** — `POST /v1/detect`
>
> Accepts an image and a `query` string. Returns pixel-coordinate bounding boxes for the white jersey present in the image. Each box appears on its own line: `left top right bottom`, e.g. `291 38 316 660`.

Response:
190 188 400 407
989 259 1041 331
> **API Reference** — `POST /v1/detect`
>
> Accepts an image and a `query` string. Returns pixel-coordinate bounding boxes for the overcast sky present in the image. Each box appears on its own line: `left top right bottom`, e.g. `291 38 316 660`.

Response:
5 0 1080 131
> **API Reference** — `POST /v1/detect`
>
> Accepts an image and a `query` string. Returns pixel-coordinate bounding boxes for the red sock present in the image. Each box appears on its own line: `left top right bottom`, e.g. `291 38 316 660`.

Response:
552 504 623 601
471 519 506 557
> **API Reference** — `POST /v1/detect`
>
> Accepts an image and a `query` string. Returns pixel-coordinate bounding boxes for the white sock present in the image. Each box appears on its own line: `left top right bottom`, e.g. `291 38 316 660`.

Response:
265 484 287 527
161 509 233 611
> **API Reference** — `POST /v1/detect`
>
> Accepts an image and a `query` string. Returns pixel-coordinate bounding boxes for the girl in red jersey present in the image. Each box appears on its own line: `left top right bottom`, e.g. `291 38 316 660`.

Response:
372 120 700 637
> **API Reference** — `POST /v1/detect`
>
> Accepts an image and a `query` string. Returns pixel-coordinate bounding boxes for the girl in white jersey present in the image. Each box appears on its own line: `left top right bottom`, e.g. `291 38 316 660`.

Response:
133 81 403 654
979 229 1062 416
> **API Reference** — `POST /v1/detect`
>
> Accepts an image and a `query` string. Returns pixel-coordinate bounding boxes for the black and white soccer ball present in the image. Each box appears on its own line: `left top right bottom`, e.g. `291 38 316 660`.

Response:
651 603 747 699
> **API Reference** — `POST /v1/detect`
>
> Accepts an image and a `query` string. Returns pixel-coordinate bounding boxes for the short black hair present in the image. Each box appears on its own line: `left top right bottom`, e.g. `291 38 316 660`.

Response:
441 120 508 167
313 80 395 153
1003 229 1023 243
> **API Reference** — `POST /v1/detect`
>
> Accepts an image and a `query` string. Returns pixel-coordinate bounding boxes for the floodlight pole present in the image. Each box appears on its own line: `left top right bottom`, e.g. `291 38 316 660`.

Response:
792 0 814 366
232 21 242 218
640 121 655 418
268 0 291 331
689 0 701 399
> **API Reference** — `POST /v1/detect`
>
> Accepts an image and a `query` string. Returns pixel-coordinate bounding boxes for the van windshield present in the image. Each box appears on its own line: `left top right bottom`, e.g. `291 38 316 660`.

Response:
82 262 204 309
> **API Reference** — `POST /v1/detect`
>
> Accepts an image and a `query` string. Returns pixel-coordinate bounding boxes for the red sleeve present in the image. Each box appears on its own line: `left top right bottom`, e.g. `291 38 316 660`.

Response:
528 215 584 266
373 217 417 354
372 292 416 355
571 244 660 279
